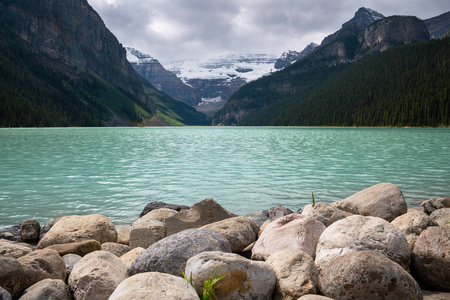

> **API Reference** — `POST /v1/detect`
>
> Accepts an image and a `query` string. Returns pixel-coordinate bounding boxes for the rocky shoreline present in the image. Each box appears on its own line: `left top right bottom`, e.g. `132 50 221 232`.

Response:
1 182 449 299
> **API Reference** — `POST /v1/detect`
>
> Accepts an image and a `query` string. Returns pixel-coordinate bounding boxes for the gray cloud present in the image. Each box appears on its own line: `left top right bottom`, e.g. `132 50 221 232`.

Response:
88 0 449 64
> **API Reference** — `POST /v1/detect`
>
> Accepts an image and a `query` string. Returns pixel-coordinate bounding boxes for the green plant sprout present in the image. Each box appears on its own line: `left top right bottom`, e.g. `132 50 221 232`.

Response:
312 192 316 207
181 268 194 287
182 265 225 300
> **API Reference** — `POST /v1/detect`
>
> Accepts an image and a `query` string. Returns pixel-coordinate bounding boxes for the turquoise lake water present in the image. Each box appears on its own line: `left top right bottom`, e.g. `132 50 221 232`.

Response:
0 127 449 228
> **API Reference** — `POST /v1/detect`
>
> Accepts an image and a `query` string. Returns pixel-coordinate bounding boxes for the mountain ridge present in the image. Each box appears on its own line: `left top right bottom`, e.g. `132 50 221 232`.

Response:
126 47 202 107
213 12 438 126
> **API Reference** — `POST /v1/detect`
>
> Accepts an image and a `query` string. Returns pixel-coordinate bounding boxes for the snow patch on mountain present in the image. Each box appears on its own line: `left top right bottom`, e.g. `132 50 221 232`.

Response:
125 47 158 65
366 8 384 21
166 54 277 84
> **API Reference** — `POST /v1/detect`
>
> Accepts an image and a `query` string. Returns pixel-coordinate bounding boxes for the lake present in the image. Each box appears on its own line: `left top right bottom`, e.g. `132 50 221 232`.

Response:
0 127 449 228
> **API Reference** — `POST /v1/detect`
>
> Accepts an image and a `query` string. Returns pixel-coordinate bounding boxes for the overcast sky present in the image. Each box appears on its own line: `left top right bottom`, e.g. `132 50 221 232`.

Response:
88 0 449 65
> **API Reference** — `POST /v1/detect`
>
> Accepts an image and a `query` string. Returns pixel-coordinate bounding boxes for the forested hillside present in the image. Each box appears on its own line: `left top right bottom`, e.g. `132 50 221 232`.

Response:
0 0 208 127
213 14 450 127
238 38 449 127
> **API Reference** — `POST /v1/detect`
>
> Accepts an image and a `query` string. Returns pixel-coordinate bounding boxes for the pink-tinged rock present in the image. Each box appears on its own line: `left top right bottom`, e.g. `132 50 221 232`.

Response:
109 272 199 300
315 215 411 270
37 214 117 249
391 209 438 249
318 251 422 300
331 183 407 222
251 214 325 261
266 250 318 300
68 251 128 300
116 226 131 245
411 226 450 292
120 247 145 268
185 251 276 300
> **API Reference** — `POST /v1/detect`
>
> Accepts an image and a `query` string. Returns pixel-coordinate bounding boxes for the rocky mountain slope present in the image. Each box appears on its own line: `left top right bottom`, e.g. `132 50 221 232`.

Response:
272 8 384 71
166 54 277 117
213 9 437 126
1 0 146 102
424 11 450 39
274 43 319 70
126 47 201 107
320 7 385 47
0 0 207 126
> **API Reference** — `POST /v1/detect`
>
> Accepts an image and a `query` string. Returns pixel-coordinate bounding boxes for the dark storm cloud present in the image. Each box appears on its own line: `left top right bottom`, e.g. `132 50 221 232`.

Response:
88 0 450 64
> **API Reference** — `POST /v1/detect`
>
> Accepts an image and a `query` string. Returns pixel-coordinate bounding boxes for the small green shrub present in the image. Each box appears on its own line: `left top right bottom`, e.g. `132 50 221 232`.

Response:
311 192 316 207
182 265 225 300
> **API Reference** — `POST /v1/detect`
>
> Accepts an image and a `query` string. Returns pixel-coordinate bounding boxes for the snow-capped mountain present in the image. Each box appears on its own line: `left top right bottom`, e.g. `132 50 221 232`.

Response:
165 54 277 116
126 47 201 106
274 43 319 69
126 47 158 64
167 54 277 83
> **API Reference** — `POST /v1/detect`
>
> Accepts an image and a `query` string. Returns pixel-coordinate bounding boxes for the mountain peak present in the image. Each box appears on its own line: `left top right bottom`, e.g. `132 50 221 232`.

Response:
125 47 158 64
341 7 385 31
274 42 319 69
320 7 385 47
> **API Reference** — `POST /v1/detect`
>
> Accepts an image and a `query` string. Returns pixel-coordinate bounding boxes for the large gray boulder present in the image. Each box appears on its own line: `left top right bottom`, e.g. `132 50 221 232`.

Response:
0 256 27 299
201 216 259 252
18 279 70 300
44 239 102 256
315 215 411 269
68 251 128 300
331 183 407 222
391 209 438 249
185 251 276 300
411 226 450 292
17 249 66 288
266 250 318 300
252 214 325 261
130 228 231 277
19 220 40 243
302 202 352 227
140 198 236 236
318 251 422 300
430 208 450 227
139 201 190 218
0 239 32 259
37 214 117 249
129 218 165 249
109 272 199 300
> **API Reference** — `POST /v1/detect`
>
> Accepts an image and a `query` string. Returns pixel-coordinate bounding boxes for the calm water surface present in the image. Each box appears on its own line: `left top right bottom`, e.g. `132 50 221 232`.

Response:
0 127 449 228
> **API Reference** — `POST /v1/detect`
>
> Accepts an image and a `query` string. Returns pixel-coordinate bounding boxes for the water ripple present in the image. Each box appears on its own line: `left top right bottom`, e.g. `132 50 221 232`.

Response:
0 127 449 227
